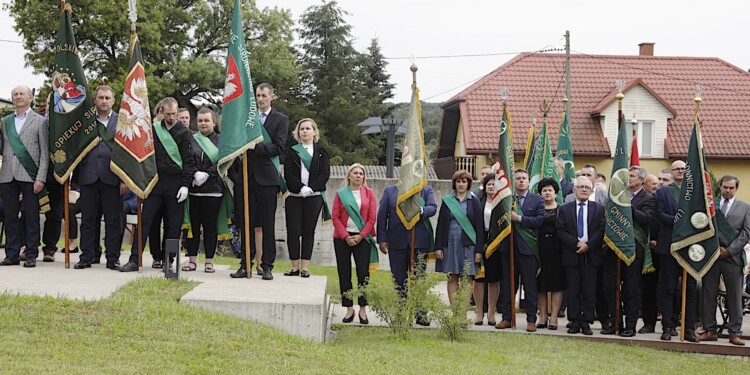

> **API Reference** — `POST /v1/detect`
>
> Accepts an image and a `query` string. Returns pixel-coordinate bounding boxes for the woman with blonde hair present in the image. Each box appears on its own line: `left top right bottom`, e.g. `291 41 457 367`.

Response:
331 163 377 324
284 118 330 278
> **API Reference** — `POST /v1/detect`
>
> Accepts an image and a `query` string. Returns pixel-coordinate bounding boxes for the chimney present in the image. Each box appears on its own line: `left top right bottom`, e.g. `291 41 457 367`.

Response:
639 42 654 56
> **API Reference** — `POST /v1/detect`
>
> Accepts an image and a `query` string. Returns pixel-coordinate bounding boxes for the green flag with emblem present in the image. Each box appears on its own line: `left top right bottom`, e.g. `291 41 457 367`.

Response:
48 3 99 184
486 103 514 258
396 82 428 230
528 117 562 203
604 115 636 265
555 110 575 182
670 115 720 280
217 0 264 177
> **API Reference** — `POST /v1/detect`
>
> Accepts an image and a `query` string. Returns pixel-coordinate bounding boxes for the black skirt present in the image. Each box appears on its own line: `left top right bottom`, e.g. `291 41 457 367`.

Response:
537 208 566 292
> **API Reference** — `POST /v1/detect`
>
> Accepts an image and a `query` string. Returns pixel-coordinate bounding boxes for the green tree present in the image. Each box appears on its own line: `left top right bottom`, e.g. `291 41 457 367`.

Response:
297 0 382 165
6 0 299 121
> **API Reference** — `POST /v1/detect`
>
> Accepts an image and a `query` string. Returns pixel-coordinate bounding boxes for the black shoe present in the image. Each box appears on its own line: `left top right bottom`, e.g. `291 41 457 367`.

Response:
620 329 636 337
661 331 672 341
23 258 36 268
300 270 310 278
581 323 593 336
600 321 612 331
283 269 300 276
342 312 355 323
19 251 26 261
638 324 655 334
670 327 678 337
91 258 101 264
262 269 273 280
0 257 20 266
230 268 248 278
684 329 699 343
567 323 581 334
416 317 431 326
256 268 263 277
119 262 139 272
601 326 616 335
106 260 120 270
73 261 91 269
359 313 369 325
558 310 566 318
68 247 79 253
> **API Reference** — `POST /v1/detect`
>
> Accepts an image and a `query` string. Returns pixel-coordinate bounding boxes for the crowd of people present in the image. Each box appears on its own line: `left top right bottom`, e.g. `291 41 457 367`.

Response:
1 83 747 345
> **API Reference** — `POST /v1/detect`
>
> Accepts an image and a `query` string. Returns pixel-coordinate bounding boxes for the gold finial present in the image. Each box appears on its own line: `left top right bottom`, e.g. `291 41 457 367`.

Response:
540 99 551 116
410 57 418 86
499 87 509 102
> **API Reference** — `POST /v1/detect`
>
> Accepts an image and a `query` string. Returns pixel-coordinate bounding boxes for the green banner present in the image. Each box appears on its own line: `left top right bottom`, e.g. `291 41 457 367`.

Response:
217 0 264 177
486 103 515 258
396 84 428 230
670 116 720 281
48 4 99 184
555 110 576 182
604 115 636 265
528 117 562 203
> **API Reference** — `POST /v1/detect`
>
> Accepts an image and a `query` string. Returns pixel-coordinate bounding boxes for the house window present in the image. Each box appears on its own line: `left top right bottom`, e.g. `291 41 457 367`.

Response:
625 120 654 158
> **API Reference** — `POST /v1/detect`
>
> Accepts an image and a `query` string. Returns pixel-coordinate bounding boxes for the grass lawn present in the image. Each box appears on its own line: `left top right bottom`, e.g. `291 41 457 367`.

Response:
0 278 745 374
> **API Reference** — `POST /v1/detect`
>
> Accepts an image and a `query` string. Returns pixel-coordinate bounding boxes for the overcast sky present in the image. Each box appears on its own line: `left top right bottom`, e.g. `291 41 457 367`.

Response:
1 0 747 104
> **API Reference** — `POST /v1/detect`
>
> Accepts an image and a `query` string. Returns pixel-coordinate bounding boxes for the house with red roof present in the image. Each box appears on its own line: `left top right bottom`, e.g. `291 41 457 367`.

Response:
436 43 750 199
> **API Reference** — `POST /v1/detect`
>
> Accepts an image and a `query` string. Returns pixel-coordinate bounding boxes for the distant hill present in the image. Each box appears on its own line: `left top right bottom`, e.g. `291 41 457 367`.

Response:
389 101 442 165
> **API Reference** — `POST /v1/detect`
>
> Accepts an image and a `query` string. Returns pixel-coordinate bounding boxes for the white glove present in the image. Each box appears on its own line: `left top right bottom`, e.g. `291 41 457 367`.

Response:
300 186 313 197
176 186 189 203
194 171 209 186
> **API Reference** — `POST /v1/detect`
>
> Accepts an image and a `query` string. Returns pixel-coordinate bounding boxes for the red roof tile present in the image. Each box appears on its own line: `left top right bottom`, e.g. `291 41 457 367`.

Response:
441 53 750 158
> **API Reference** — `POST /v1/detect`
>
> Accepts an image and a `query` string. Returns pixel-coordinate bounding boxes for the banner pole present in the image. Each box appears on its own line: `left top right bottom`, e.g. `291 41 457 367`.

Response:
615 258 621 335
137 197 143 272
509 226 516 329
680 269 687 342
64 180 70 269
243 150 252 279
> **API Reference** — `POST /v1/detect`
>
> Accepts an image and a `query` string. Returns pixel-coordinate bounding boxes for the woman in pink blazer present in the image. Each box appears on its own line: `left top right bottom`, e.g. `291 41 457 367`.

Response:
332 163 377 324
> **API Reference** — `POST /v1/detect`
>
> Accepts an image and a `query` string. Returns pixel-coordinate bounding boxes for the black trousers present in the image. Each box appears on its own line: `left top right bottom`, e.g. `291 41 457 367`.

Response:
641 252 660 327
79 182 123 263
500 250 538 323
236 181 279 270
565 261 599 323
1 180 40 259
388 248 428 295
657 253 697 330
148 207 166 258
334 237 370 307
186 195 221 259
130 176 184 264
596 265 610 325
42 180 64 252
604 251 644 330
285 195 323 261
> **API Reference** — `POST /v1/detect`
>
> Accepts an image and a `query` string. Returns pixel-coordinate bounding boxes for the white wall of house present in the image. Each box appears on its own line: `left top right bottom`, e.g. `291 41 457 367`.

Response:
454 119 466 156
600 85 673 159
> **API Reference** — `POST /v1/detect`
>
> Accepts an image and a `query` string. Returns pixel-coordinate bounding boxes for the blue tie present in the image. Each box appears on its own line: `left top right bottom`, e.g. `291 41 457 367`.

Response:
260 112 267 125
517 195 524 208
577 202 585 238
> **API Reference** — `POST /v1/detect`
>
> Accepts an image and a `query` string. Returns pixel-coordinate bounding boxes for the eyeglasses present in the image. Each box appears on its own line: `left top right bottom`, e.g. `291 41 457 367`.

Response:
575 185 592 190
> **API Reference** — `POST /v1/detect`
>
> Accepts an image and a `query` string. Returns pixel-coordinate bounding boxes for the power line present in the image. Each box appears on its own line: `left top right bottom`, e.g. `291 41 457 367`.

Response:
0 39 23 44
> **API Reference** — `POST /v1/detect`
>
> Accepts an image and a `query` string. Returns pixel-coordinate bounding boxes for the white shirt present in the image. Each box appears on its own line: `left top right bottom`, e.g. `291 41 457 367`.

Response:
345 189 362 233
96 110 112 125
300 143 313 186
14 108 31 134
576 200 589 243
484 202 492 231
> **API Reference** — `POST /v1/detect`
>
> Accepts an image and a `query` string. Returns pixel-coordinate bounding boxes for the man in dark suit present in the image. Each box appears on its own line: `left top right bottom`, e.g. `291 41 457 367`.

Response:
377 184 437 325
558 176 605 335
120 97 194 272
602 166 656 337
697 175 750 346
495 169 545 332
655 160 698 342
74 86 126 270
0 85 49 268
231 83 289 280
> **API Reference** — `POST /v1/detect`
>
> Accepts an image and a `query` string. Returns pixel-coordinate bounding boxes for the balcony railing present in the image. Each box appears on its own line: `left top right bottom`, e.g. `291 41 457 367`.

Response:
434 156 476 180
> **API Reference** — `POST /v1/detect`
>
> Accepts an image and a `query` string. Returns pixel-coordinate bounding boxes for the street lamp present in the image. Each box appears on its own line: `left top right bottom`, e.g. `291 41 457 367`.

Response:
357 115 406 178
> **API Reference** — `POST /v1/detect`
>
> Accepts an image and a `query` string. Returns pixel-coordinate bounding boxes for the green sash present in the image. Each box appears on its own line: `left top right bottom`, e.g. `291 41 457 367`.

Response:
153 121 182 168
292 143 330 221
3 115 50 213
634 221 654 274
182 132 233 241
337 186 379 274
441 194 476 245
260 122 287 194
715 204 743 266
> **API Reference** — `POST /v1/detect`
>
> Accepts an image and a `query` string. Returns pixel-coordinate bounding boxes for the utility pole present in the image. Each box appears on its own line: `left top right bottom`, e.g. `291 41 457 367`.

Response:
565 30 571 116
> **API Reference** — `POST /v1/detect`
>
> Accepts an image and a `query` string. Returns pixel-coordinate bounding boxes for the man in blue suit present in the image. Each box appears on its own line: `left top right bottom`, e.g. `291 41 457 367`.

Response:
557 176 606 336
496 169 545 332
654 160 698 342
73 86 126 270
377 184 437 325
